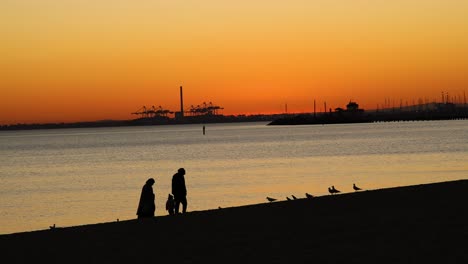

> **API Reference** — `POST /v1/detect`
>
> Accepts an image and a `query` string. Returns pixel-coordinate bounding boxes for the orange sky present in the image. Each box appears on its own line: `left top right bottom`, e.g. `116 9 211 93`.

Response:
1 0 468 125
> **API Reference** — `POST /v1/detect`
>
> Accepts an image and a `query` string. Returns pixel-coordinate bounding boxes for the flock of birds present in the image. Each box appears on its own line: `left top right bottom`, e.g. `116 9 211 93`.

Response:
266 183 363 203
50 184 364 229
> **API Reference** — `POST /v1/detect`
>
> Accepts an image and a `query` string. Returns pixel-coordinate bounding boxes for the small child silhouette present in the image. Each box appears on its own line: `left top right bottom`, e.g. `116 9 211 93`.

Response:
166 194 175 215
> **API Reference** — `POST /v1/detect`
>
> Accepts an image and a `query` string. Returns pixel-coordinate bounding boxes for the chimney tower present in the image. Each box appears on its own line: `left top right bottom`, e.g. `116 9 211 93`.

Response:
180 86 184 117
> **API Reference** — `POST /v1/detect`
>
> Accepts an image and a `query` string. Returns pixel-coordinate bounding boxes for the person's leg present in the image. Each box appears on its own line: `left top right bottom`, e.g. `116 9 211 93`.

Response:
181 196 187 213
169 204 174 215
174 198 181 214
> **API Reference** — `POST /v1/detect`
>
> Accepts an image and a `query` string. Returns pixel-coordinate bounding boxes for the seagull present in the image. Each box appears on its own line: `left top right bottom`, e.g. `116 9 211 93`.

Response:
266 197 277 202
305 193 314 199
292 195 297 200
332 186 341 194
353 183 362 191
286 197 292 201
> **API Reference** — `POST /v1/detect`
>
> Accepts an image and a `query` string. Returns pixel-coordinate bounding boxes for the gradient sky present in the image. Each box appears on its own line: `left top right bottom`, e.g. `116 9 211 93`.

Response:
1 0 468 124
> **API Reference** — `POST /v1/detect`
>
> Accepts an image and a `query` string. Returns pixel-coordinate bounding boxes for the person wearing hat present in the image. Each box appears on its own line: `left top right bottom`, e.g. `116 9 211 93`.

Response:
136 178 156 219
172 168 187 214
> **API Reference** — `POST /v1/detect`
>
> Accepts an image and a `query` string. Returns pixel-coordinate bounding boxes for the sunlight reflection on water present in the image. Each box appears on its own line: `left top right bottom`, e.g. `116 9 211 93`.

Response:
1 120 467 234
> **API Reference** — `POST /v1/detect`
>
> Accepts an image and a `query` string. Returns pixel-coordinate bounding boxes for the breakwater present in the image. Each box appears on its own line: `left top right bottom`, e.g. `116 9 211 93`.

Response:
269 105 468 125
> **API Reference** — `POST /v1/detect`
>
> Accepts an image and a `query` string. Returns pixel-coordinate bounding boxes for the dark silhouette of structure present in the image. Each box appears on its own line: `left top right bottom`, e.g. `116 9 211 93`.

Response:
269 99 468 126
4 91 467 131
172 168 187 214
137 178 156 219
132 105 173 119
179 86 184 118
131 86 224 124
188 102 224 116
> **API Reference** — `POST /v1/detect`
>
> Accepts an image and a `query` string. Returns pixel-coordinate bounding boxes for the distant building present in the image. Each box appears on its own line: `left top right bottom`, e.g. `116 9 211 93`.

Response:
334 107 344 112
346 101 360 111
334 101 364 113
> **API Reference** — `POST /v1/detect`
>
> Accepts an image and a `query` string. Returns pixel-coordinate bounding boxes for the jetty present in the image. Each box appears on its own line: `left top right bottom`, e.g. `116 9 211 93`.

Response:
269 101 468 125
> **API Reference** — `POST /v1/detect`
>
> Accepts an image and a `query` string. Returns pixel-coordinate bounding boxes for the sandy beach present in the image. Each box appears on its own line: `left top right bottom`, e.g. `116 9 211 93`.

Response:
1 179 467 263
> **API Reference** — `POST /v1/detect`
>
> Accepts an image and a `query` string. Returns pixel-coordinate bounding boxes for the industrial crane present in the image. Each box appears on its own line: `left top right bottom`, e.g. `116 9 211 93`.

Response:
131 105 174 119
188 102 224 116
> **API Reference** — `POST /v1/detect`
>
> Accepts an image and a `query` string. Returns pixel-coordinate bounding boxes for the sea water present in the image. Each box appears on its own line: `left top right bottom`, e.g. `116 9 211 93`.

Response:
0 120 467 234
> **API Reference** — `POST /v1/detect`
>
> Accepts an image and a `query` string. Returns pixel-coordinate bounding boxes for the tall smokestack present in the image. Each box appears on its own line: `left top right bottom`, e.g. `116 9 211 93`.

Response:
180 86 184 117
314 99 316 118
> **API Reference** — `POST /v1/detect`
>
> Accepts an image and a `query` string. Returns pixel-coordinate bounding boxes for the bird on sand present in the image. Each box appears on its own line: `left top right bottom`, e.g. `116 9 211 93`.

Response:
353 183 362 191
328 187 334 195
292 195 298 200
266 197 277 202
286 197 292 201
331 186 341 194
305 193 314 199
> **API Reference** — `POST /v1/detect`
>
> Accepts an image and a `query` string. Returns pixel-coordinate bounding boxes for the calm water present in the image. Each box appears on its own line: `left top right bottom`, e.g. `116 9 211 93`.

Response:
0 120 467 234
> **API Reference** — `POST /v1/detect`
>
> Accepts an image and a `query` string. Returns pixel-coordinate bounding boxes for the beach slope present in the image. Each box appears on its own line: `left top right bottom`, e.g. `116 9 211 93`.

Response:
1 180 467 263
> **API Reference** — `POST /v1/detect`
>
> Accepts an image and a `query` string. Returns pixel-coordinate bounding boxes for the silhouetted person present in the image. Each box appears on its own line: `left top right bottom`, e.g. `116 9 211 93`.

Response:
172 168 187 214
137 178 156 219
166 194 175 215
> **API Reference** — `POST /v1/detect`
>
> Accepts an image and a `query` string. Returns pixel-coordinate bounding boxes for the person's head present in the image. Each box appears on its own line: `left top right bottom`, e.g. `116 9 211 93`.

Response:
178 168 185 175
146 178 155 185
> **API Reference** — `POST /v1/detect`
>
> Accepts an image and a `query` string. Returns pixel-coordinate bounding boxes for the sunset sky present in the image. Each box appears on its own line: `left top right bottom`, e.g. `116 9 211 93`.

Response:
1 0 468 124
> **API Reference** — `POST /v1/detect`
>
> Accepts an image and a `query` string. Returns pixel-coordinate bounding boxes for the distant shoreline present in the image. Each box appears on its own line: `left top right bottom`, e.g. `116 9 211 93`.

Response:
0 114 277 131
268 105 468 125
4 102 467 131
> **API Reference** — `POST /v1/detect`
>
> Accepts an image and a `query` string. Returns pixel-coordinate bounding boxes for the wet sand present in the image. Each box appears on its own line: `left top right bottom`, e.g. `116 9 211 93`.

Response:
1 179 467 263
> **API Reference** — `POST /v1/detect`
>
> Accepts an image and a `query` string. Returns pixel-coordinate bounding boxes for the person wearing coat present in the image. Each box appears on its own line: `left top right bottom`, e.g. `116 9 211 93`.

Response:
172 168 187 214
137 178 156 219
